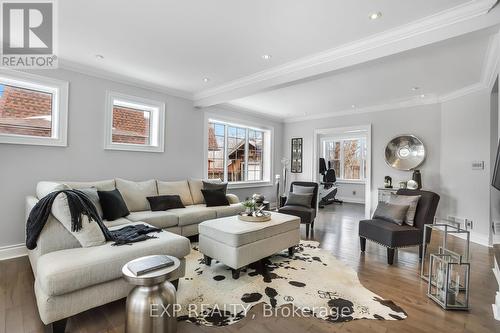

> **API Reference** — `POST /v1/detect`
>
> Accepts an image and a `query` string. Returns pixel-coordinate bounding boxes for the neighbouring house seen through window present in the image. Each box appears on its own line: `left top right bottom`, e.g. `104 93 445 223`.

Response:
322 137 367 181
0 72 68 147
208 120 269 183
105 92 165 153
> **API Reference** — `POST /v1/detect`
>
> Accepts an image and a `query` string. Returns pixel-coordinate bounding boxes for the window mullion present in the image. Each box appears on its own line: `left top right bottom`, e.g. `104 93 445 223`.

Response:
244 129 249 181
223 125 228 182
340 140 345 180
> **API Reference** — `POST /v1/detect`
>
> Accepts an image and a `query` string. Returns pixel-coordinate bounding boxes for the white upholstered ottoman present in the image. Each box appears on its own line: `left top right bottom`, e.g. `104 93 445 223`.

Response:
198 212 300 278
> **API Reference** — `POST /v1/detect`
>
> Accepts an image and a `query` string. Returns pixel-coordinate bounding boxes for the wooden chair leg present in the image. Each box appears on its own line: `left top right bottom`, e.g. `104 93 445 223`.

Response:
311 219 315 229
387 248 395 265
305 224 310 238
419 244 424 262
360 237 366 252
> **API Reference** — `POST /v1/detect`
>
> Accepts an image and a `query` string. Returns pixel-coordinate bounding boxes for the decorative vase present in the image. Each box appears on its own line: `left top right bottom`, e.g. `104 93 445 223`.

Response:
412 169 422 189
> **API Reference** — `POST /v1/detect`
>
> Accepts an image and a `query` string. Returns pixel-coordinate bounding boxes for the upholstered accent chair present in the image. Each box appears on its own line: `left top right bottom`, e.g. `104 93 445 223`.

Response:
359 189 440 265
278 181 318 237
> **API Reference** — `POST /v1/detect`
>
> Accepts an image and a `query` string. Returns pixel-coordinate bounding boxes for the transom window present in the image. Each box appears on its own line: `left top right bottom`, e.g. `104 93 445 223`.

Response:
207 119 271 185
105 92 165 153
0 71 68 146
322 137 367 181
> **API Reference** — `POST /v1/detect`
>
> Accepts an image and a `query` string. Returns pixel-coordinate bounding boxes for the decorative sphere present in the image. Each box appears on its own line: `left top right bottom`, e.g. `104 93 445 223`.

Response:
406 180 418 190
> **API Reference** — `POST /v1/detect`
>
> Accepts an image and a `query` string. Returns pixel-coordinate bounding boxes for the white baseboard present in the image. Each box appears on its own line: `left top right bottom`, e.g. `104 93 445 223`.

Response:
337 196 365 204
0 243 27 260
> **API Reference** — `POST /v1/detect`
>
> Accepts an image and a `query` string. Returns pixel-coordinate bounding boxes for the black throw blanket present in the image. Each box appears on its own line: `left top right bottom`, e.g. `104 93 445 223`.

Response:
26 189 161 250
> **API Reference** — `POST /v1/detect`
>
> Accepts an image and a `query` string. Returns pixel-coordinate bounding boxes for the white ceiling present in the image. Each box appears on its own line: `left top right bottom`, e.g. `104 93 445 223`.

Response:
59 0 471 93
228 30 493 118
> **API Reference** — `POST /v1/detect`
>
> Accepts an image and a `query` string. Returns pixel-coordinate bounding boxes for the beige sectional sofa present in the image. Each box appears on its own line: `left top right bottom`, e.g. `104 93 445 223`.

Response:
26 178 244 328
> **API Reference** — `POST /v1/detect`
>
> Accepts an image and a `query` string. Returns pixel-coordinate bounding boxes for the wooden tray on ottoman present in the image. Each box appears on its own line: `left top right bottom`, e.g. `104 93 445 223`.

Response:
238 212 272 222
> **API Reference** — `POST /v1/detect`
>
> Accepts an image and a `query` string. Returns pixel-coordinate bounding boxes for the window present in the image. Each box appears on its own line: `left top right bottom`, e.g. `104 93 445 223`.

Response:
323 137 367 181
0 71 68 146
207 119 271 185
105 91 165 152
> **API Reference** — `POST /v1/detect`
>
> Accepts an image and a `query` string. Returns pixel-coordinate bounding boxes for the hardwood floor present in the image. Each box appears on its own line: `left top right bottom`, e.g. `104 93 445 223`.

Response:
1 203 498 333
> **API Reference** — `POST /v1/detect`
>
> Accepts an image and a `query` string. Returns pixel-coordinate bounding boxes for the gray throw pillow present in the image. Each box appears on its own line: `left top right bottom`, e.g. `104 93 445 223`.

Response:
285 192 313 208
78 187 103 218
373 202 410 226
293 185 315 194
203 180 228 194
389 193 421 226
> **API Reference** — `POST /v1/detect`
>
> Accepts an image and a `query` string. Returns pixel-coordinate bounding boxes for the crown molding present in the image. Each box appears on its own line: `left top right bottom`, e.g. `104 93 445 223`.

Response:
482 32 500 89
58 59 194 100
194 0 498 107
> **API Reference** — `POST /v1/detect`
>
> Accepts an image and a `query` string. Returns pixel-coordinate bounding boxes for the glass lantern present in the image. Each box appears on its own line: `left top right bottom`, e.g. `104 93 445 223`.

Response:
427 253 470 310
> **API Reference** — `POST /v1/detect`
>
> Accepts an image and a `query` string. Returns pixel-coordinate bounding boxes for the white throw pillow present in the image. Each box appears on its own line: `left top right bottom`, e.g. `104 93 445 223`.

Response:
51 193 106 247
115 178 157 212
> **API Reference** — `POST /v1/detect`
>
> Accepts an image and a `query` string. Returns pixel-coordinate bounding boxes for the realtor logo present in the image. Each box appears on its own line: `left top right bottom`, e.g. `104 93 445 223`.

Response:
1 0 57 68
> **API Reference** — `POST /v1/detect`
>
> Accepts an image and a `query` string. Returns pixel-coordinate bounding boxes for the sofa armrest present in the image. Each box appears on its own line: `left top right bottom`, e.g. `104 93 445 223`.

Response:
226 193 240 204
25 196 81 270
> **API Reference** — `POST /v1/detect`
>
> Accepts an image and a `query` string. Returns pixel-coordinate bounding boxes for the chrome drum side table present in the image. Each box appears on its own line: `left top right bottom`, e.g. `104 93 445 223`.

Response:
122 255 180 333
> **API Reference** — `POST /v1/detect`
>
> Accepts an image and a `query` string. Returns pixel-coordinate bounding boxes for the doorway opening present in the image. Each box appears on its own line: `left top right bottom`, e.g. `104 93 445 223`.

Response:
313 125 371 219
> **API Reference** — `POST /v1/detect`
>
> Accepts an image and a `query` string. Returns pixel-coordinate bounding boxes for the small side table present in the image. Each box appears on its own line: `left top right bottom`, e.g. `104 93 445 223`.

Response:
122 255 180 333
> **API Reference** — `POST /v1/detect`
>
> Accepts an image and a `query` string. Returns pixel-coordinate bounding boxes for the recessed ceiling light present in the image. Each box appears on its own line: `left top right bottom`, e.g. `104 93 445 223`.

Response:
420 94 426 98
351 104 356 108
95 54 104 60
202 77 210 83
411 87 420 91
262 54 272 60
369 12 382 20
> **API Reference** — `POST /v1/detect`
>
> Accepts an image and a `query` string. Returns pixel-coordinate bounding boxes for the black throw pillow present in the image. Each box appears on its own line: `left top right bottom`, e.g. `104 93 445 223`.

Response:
147 195 185 211
97 189 130 221
201 189 230 207
202 180 228 194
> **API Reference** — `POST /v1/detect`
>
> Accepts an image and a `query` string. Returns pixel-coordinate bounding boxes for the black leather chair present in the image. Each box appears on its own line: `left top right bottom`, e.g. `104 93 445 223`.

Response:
359 189 440 265
278 181 318 238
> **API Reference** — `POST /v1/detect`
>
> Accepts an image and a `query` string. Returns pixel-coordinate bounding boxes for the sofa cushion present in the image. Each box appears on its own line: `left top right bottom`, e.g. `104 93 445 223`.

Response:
103 217 131 228
157 180 193 206
168 204 217 226
127 211 179 228
115 178 157 212
188 179 205 204
207 203 245 218
51 193 106 248
35 223 191 296
359 219 423 248
65 179 115 191
36 181 70 199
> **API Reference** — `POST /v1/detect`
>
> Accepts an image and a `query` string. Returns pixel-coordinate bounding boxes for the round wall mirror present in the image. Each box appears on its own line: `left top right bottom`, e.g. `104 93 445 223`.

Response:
384 135 425 171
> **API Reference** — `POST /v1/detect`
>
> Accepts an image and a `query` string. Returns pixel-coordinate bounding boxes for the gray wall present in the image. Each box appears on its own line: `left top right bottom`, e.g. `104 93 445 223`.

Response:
440 90 492 243
283 104 442 212
0 69 280 248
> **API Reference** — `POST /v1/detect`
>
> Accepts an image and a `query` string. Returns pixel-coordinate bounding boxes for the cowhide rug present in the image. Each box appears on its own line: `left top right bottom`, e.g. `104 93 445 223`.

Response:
176 241 407 326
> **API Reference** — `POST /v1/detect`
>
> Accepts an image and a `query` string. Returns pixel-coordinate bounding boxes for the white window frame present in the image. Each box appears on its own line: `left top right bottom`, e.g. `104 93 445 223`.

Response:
0 70 68 147
204 114 273 189
104 91 165 153
321 135 367 183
